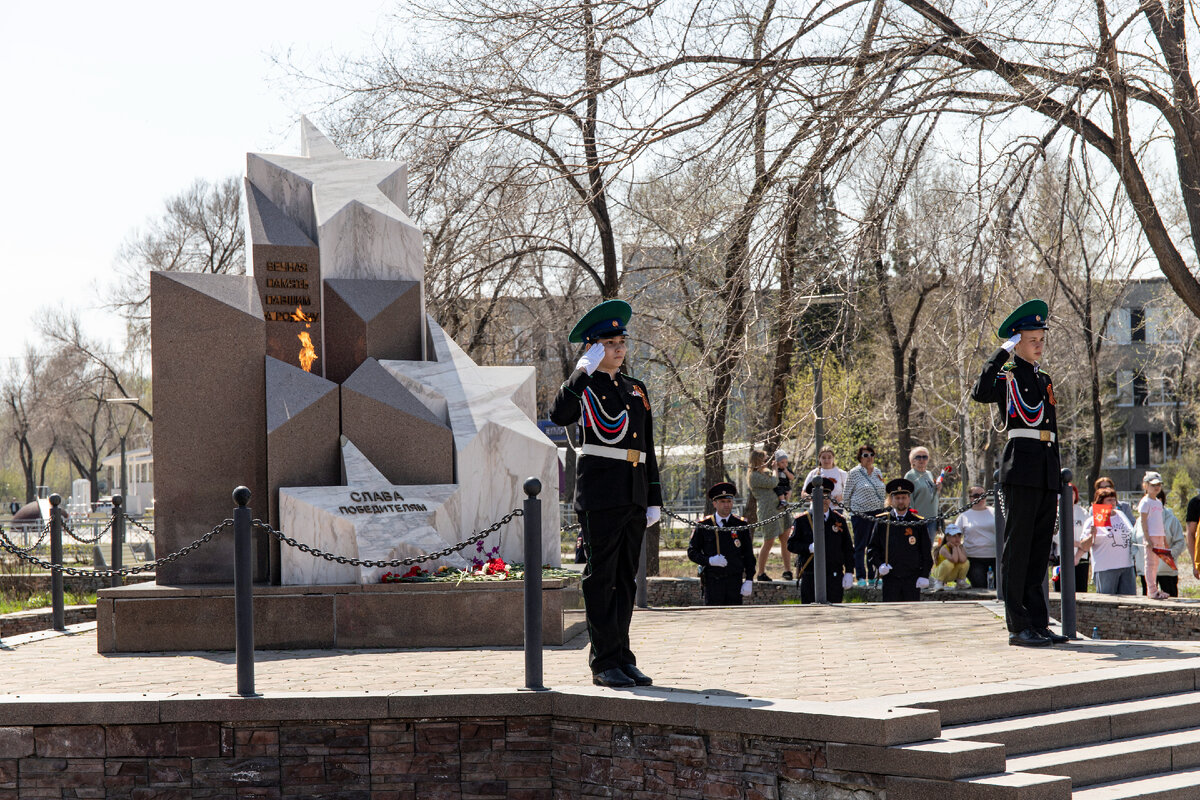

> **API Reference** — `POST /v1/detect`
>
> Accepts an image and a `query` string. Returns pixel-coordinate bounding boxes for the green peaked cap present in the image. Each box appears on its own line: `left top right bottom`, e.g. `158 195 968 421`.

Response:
569 299 633 343
996 299 1049 339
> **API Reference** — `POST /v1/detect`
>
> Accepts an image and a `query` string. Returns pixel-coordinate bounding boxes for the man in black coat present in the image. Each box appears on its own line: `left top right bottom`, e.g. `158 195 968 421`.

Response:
867 478 933 602
550 299 663 687
970 299 1068 648
788 478 855 603
688 482 756 606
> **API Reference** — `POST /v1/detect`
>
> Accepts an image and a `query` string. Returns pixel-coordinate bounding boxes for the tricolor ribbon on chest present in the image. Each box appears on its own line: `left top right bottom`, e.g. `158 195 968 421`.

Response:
580 386 630 444
1006 370 1045 427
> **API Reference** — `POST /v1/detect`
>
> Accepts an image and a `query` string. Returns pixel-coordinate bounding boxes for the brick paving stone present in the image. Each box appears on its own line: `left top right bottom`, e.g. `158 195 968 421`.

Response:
3 603 1200 703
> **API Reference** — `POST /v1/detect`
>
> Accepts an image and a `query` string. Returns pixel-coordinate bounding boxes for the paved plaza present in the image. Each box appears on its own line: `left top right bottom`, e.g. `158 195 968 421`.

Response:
6 601 1200 702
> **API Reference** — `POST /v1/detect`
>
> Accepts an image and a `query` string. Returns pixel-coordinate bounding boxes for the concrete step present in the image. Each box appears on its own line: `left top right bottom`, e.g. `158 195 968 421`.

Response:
942 691 1200 755
1071 766 1200 799
885 770 1072 800
1005 726 1200 788
827 737 1006 780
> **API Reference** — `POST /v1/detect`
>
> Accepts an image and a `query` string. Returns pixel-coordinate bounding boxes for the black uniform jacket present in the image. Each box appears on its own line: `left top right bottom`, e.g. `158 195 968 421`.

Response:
788 510 855 577
550 367 663 511
688 515 755 583
971 348 1060 490
866 509 933 577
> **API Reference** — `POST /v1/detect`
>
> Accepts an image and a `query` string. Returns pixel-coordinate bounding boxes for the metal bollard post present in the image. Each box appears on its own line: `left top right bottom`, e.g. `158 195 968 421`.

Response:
1057 469 1077 639
111 496 125 588
49 494 64 632
523 478 546 691
813 483 827 604
233 486 257 697
993 470 1005 602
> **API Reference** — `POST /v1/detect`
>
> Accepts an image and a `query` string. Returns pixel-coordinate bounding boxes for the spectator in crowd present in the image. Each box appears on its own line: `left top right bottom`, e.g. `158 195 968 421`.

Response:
867 478 932 601
930 523 969 589
803 447 848 509
1187 487 1200 580
774 451 795 509
1134 477 1186 598
955 486 996 590
1080 487 1137 595
687 482 756 606
1136 472 1170 600
1094 476 1134 522
748 449 789 582
843 444 888 585
788 477 855 603
904 447 950 537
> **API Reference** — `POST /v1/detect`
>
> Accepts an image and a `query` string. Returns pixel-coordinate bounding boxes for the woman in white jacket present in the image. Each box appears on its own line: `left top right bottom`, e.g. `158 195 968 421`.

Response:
1080 486 1137 596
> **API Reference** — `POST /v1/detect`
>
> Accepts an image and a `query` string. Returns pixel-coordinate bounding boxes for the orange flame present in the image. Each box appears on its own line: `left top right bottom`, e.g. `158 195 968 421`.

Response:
298 331 318 372
290 306 314 324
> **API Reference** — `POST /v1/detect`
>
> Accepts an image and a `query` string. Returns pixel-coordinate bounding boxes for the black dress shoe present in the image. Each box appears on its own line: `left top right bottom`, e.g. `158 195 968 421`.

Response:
1036 627 1070 644
1009 628 1052 648
620 664 653 686
593 667 636 688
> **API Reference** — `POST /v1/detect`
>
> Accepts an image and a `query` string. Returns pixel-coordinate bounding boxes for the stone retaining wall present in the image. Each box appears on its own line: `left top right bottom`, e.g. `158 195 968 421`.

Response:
0 691 935 798
0 605 93 638
649 577 1200 641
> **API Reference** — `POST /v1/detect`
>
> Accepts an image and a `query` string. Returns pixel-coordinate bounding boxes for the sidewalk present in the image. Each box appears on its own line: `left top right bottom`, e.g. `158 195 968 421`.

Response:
6 601 1200 702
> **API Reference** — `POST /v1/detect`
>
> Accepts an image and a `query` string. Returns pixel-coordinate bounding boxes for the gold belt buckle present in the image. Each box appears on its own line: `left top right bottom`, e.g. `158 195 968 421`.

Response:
627 449 640 465
1040 430 1051 442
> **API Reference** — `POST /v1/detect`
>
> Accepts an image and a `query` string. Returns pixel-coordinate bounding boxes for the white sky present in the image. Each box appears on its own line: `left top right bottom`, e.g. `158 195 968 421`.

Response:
0 0 392 365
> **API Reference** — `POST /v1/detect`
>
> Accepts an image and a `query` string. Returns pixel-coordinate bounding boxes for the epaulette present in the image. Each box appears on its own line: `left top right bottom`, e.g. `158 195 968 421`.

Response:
1002 361 1016 371
911 512 924 520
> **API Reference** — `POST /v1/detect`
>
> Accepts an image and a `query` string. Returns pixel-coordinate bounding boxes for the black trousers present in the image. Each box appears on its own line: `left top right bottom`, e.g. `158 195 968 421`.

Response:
702 574 744 605
579 505 645 673
881 574 921 602
800 572 846 604
1139 574 1179 597
966 557 996 590
1001 484 1057 632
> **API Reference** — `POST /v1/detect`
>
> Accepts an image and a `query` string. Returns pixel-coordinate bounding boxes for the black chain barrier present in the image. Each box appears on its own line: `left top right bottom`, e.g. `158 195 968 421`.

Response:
564 488 998 534
64 517 113 545
254 508 523 568
0 520 232 577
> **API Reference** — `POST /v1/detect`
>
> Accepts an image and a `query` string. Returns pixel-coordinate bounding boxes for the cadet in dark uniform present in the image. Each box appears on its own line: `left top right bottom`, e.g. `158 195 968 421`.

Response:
971 299 1068 648
866 478 933 602
550 300 663 687
687 482 755 605
788 478 855 603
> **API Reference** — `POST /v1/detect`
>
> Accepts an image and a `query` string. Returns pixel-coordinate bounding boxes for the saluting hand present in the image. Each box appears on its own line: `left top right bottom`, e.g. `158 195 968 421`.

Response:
1002 332 1022 353
575 342 606 375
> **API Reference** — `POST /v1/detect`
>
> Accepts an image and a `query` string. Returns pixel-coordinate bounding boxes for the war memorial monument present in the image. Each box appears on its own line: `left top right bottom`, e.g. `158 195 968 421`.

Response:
96 119 575 652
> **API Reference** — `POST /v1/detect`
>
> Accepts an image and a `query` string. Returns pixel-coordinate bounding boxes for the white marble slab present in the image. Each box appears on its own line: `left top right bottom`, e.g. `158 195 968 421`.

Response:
279 437 466 585
382 320 561 567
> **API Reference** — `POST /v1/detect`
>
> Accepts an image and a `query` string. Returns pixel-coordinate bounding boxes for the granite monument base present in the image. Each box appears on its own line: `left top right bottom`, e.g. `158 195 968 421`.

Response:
94 578 584 653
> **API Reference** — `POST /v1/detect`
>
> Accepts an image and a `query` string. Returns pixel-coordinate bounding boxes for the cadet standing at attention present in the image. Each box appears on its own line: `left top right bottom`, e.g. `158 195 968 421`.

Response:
687 482 756 605
788 477 855 604
866 478 933 601
970 300 1069 648
550 300 663 687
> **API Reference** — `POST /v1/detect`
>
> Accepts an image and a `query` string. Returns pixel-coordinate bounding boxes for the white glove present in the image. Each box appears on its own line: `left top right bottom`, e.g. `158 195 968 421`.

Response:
808 542 815 553
1002 332 1022 353
575 342 605 375
878 563 892 576
740 579 753 597
708 554 728 568
842 573 854 590
916 577 930 589
645 506 661 526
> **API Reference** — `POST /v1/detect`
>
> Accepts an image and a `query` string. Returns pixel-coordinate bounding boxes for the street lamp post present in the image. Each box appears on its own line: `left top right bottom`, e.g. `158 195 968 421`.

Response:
105 397 139 587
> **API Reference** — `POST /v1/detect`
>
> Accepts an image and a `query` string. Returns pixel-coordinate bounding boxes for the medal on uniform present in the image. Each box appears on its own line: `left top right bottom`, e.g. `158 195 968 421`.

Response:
908 536 916 545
